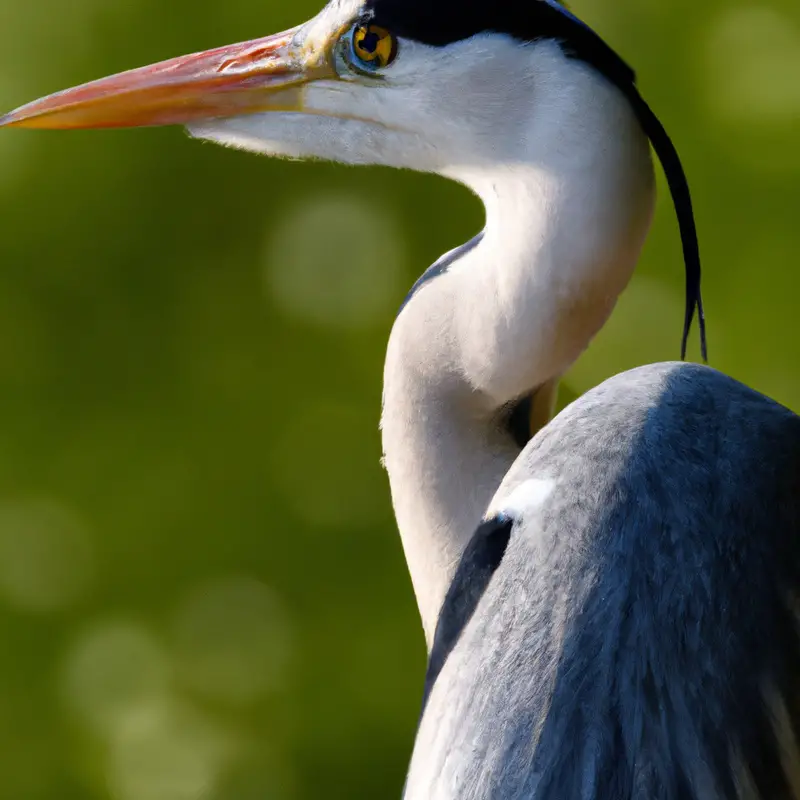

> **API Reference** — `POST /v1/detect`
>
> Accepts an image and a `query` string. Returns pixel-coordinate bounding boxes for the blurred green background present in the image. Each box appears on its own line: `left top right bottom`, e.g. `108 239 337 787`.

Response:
0 0 798 797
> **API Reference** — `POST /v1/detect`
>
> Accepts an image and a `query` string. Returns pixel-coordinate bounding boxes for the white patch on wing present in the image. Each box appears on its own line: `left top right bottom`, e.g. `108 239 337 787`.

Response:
487 477 555 520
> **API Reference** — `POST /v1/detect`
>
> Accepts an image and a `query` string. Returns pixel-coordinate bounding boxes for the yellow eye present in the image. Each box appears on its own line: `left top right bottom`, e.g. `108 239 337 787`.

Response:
350 24 398 71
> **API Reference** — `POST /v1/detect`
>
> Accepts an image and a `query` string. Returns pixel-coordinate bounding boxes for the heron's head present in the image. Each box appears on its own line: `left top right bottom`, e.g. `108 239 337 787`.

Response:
0 0 642 173
0 0 706 356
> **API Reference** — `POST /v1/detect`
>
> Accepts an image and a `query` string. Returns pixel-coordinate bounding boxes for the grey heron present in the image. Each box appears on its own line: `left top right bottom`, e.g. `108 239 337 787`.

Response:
2 1 798 798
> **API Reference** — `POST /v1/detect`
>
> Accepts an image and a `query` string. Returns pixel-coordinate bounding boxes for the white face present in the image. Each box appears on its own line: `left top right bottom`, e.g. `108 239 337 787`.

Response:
187 2 576 176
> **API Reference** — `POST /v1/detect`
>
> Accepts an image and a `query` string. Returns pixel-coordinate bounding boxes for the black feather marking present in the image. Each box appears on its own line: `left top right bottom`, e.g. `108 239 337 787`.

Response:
422 515 514 710
396 230 484 316
363 0 635 82
507 394 534 450
622 89 708 362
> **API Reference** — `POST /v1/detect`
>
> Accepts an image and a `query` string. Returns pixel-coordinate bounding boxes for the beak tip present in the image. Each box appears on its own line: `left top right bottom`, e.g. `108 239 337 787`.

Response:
0 107 30 129
0 105 72 130
0 27 312 132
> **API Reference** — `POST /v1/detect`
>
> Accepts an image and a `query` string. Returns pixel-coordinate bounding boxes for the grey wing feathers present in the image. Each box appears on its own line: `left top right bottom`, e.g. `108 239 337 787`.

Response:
407 361 800 800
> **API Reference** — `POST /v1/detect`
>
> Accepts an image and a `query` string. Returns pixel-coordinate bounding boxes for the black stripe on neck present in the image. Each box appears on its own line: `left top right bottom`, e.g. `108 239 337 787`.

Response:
396 230 484 317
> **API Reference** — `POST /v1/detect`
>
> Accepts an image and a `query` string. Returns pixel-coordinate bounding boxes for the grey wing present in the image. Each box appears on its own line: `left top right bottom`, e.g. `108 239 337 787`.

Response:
405 361 800 800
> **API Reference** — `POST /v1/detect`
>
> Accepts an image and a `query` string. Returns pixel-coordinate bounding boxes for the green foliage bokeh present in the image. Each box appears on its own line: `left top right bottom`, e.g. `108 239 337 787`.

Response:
0 0 798 797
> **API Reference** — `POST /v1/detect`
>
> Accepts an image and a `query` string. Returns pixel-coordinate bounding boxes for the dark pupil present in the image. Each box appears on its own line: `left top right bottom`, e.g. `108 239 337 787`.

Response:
360 30 381 55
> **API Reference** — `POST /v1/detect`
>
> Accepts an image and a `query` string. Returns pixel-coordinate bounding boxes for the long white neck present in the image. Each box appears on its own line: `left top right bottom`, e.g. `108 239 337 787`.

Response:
381 67 656 646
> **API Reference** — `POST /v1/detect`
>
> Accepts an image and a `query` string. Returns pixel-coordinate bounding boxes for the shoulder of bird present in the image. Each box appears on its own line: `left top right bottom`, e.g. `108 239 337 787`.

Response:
413 361 800 800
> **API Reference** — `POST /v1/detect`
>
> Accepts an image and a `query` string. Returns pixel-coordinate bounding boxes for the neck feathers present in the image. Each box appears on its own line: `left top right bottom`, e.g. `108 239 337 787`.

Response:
383 54 656 644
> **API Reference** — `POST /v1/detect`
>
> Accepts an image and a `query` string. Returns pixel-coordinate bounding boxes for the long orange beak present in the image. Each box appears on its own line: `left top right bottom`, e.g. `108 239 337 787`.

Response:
0 26 335 130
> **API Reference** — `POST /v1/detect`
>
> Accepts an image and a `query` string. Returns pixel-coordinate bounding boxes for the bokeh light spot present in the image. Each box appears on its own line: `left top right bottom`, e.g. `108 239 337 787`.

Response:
704 6 800 126
0 498 94 613
264 190 406 328
700 5 800 173
171 575 291 705
60 620 169 734
209 760 289 800
107 700 234 800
